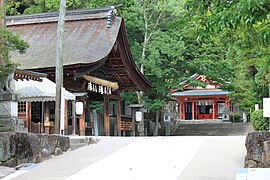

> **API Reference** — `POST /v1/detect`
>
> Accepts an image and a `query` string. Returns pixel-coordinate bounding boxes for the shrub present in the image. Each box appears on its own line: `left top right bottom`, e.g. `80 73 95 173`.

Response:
229 112 242 123
251 110 269 131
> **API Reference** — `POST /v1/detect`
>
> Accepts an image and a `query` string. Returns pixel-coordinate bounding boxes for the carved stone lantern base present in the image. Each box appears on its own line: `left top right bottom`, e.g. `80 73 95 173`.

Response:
0 92 27 132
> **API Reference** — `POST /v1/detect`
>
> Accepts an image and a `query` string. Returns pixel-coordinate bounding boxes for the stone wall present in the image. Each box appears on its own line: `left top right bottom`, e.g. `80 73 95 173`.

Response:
0 132 70 167
245 131 270 168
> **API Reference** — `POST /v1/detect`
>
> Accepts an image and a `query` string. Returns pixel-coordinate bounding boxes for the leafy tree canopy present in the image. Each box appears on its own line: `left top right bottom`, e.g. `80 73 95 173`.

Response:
0 4 28 77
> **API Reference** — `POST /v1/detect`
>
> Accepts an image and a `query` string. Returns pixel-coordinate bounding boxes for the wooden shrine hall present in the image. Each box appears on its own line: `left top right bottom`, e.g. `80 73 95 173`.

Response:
171 74 232 121
7 6 153 136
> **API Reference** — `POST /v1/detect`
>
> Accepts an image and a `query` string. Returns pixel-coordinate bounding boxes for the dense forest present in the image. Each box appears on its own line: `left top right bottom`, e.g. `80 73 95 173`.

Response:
3 0 270 117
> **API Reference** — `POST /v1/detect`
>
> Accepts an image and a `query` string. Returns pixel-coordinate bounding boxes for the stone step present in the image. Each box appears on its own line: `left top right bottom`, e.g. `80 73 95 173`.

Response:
173 123 253 136
69 138 87 144
0 126 11 132
68 137 89 151
69 143 88 151
68 136 99 151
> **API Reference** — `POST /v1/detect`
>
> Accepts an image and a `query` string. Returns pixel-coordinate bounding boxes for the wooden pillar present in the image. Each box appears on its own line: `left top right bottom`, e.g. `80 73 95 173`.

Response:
72 100 76 135
44 102 50 134
192 101 195 120
27 102 31 132
228 101 232 112
212 101 215 120
131 109 136 136
117 99 121 136
103 96 110 136
195 101 198 119
179 102 181 120
183 102 186 120
79 109 85 136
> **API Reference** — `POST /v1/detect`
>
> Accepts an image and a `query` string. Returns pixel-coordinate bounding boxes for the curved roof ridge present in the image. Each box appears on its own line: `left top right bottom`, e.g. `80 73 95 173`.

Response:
6 5 122 26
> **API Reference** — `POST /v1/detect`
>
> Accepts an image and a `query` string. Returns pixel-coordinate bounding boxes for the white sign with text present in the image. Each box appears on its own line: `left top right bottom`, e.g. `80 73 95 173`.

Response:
263 98 270 117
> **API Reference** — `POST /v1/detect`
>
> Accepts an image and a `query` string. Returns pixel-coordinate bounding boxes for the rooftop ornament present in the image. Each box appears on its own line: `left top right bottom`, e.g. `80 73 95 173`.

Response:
106 6 116 28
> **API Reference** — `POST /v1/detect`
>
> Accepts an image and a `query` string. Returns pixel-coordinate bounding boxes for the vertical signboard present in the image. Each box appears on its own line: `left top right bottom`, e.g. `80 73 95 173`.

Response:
255 104 259 111
263 98 270 117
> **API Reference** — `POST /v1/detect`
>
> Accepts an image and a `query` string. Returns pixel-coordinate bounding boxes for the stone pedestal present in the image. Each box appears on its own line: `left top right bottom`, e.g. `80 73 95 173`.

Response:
0 92 26 132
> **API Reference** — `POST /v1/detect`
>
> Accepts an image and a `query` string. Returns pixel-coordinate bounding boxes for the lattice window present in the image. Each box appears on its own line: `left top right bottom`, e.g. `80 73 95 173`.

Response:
18 102 27 113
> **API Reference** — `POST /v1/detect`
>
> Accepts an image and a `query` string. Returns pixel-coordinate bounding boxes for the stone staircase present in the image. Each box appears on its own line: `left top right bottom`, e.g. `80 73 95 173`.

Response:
68 136 99 151
172 122 253 136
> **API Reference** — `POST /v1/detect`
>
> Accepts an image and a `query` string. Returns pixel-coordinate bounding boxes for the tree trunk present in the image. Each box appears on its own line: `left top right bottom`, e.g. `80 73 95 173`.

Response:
55 0 66 134
153 109 159 136
0 0 5 64
136 2 148 103
268 84 270 131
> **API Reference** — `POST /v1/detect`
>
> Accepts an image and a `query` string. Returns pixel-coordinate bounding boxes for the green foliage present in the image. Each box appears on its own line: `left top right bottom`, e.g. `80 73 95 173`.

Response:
120 92 138 104
0 28 29 76
6 0 269 119
185 0 270 115
251 110 269 131
123 0 204 110
88 101 103 113
6 0 125 15
229 112 242 123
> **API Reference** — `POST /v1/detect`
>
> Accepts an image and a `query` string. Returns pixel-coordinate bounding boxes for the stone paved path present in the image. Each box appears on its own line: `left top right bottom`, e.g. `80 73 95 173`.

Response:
3 136 246 180
0 166 16 179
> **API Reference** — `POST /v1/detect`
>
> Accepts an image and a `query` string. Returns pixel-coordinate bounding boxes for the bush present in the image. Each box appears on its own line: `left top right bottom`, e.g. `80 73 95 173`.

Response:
251 110 269 131
229 112 242 123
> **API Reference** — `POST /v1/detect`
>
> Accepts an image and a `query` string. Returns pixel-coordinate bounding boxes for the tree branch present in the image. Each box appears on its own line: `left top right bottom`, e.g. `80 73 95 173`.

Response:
147 12 163 43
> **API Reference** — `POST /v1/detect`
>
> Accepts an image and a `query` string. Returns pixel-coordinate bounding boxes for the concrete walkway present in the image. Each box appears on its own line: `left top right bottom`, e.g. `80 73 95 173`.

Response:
5 136 246 180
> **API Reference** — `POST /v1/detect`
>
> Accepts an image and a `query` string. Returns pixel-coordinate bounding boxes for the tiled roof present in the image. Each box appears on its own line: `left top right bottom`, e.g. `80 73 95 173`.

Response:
172 89 229 97
7 8 121 70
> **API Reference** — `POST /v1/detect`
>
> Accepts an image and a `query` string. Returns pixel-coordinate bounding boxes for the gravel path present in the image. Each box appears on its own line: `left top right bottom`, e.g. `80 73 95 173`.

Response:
0 166 16 179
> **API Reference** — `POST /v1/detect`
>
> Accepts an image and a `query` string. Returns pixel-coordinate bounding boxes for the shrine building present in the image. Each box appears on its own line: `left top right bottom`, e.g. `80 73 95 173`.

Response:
7 6 153 136
171 74 233 121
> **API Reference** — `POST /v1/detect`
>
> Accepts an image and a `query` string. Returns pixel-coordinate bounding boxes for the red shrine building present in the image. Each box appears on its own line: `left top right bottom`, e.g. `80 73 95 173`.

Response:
171 74 234 121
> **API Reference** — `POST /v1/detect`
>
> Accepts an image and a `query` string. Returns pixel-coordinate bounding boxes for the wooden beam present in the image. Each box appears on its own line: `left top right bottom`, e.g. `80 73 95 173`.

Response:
107 94 120 100
74 59 106 78
106 67 127 73
114 73 126 85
